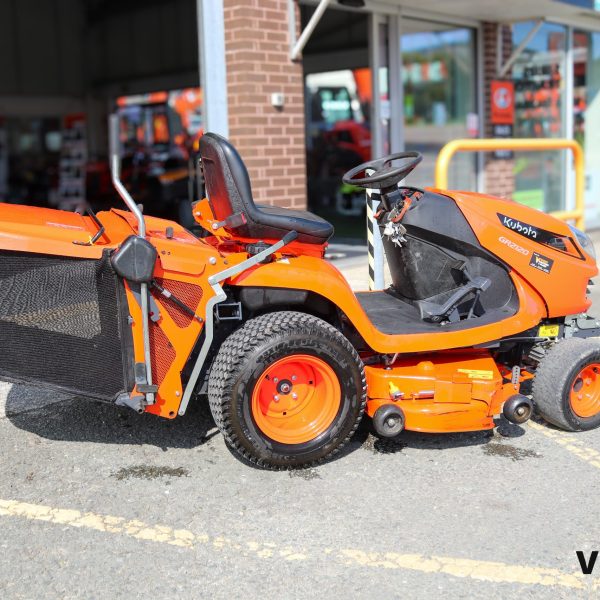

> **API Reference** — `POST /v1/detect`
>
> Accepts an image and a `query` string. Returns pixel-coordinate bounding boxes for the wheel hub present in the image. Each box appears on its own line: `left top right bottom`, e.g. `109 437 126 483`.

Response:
251 354 341 445
570 363 600 418
277 379 292 395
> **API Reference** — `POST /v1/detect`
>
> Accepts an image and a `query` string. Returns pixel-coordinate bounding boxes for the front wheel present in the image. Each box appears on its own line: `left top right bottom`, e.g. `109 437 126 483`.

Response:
533 337 600 431
208 311 366 469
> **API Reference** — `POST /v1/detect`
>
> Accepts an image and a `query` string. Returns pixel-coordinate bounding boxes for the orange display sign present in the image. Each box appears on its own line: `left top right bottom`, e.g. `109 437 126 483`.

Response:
490 80 515 125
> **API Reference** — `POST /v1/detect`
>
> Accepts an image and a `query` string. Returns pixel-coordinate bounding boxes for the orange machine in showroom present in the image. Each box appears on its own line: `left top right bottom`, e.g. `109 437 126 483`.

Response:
1 124 599 468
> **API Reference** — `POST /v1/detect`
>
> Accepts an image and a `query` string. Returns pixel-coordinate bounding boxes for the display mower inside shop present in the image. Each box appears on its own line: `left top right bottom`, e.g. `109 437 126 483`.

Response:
0 88 203 229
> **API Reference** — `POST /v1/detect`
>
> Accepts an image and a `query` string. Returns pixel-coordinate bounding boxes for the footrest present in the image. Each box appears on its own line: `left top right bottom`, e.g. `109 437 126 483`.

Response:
419 276 491 323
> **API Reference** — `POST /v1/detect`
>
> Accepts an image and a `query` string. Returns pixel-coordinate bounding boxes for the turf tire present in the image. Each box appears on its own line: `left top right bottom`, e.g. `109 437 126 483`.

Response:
208 311 366 469
533 337 600 431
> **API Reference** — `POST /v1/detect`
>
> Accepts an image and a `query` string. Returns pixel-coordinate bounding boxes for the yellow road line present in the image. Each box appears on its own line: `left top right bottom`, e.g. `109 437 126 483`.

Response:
529 420 600 469
0 498 591 590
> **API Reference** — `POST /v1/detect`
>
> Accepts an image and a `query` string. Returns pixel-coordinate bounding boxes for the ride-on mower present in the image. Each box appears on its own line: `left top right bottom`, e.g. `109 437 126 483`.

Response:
1 123 600 469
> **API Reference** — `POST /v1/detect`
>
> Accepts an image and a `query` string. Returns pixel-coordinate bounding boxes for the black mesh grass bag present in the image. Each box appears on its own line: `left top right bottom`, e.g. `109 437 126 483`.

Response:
0 250 133 400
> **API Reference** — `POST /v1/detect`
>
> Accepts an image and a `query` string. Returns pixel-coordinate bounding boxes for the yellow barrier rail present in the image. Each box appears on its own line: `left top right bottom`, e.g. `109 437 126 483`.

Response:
434 138 585 230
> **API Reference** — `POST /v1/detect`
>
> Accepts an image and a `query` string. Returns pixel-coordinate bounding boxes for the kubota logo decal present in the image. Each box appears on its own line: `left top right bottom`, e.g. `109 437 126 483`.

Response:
498 214 538 239
499 236 529 256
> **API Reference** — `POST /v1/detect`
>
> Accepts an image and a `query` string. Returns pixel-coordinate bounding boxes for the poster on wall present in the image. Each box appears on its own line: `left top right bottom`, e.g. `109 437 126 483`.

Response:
490 80 514 159
490 80 515 125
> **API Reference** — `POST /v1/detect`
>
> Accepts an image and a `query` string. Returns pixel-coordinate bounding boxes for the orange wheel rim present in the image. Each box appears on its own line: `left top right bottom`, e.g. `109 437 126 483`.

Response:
570 363 600 418
251 354 341 445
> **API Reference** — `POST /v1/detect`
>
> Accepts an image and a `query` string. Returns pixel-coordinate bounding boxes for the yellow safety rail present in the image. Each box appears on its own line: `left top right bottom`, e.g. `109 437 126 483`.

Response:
434 138 585 230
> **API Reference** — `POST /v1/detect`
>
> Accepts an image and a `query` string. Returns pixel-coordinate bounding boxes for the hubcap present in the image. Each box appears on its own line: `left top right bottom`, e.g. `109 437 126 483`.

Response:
570 363 600 418
251 354 341 445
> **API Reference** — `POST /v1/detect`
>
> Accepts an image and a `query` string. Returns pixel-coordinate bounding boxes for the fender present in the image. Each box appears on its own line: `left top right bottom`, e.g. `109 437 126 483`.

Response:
230 254 547 354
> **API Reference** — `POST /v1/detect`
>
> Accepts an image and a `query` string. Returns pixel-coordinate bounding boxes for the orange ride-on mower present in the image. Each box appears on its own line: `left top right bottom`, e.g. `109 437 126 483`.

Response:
1 127 600 469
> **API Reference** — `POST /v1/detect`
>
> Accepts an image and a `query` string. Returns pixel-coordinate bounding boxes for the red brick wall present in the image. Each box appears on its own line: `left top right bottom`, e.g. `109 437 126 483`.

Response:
482 22 515 199
223 0 307 209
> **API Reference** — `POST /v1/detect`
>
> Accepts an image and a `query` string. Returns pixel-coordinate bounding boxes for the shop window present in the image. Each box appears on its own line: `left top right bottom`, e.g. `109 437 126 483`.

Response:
511 22 567 213
401 22 477 191
574 30 600 227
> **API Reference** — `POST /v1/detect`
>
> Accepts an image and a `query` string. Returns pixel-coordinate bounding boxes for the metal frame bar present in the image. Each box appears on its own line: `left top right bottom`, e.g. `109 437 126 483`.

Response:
108 113 154 403
289 0 334 61
197 0 229 136
475 21 485 194
367 15 387 291
369 12 385 158
434 138 586 229
498 19 544 78
109 114 146 237
387 10 404 154
177 232 298 416
564 25 575 214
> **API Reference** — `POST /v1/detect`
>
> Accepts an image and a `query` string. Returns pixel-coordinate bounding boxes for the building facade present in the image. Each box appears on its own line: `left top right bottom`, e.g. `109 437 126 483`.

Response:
213 0 600 232
1 1 600 232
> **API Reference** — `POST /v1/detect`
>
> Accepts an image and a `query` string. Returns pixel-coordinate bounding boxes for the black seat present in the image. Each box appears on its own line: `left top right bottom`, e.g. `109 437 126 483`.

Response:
199 133 333 244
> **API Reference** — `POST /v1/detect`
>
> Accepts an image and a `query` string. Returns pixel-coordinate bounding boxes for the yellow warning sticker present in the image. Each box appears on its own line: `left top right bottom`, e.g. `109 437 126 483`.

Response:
456 368 494 380
538 324 560 338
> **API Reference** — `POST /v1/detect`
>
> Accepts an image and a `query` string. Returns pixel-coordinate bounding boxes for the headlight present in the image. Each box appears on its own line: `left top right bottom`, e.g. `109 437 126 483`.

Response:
569 225 596 261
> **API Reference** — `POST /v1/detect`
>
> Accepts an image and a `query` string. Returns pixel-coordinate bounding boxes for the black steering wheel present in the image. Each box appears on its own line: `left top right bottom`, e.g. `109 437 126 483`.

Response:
342 151 423 191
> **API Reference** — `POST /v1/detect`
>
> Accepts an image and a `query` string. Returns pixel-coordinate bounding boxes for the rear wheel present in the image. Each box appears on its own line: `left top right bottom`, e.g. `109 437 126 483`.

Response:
533 337 600 431
208 311 366 468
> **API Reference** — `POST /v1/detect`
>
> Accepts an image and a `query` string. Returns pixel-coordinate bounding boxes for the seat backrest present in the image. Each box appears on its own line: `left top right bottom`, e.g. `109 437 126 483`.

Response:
199 132 255 223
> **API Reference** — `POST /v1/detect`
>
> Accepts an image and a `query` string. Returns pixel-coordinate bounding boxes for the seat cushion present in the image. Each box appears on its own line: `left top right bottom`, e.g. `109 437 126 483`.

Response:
251 204 334 244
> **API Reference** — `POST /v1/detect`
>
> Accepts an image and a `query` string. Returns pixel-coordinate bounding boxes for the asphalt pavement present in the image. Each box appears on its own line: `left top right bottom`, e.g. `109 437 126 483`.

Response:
1 235 600 599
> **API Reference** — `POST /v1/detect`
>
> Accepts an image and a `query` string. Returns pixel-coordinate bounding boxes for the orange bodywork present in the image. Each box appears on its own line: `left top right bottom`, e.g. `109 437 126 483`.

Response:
233 255 547 354
447 190 597 317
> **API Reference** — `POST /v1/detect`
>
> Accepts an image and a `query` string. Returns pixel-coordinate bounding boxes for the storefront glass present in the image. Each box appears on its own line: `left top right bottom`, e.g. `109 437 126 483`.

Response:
401 21 478 190
511 22 567 212
574 29 600 227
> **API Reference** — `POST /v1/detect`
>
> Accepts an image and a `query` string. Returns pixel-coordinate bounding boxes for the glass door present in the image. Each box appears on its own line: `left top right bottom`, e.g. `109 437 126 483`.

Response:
400 19 478 190
511 22 568 213
574 29 600 228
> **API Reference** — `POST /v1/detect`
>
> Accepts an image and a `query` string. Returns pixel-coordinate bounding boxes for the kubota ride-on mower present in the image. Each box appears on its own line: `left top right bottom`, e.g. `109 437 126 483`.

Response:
1 124 600 469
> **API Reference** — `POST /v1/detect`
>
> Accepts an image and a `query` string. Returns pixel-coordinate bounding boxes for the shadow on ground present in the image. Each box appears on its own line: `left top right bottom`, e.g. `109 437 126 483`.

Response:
5 382 533 465
5 384 219 451
349 417 527 456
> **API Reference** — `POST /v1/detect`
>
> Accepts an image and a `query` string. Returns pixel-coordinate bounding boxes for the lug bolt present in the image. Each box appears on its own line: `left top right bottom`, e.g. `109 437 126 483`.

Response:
273 378 279 383
292 393 298 400
273 395 280 402
292 375 297 381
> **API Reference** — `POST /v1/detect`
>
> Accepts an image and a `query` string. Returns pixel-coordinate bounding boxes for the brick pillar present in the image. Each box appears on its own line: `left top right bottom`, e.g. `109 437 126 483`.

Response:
482 22 515 199
223 0 307 209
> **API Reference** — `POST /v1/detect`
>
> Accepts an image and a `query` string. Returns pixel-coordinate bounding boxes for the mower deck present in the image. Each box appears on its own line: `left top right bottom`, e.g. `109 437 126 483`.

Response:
355 290 517 335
